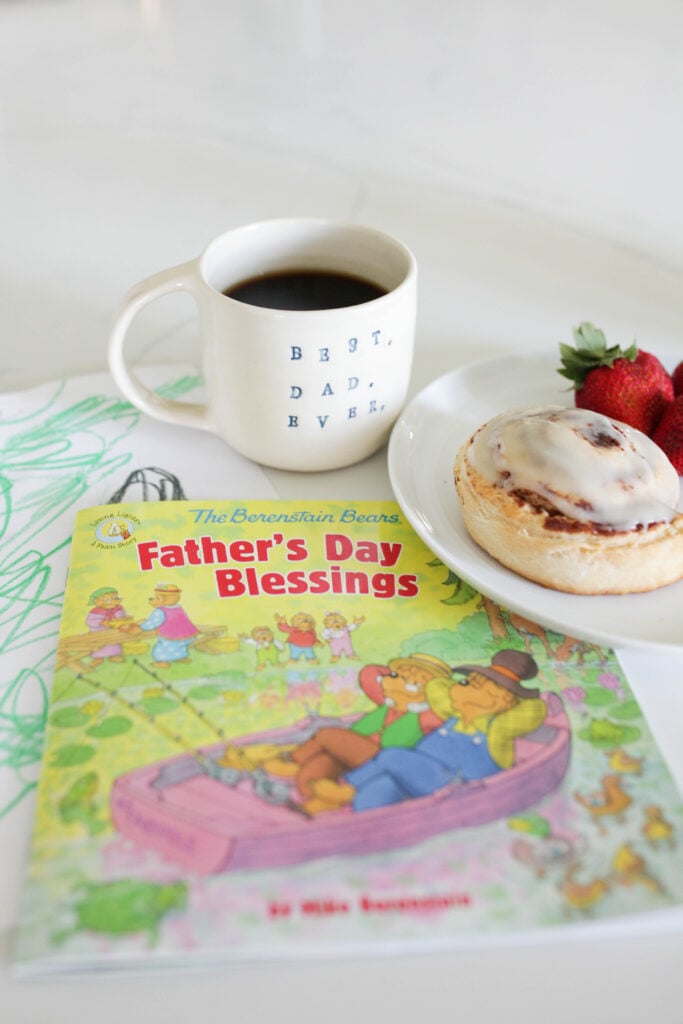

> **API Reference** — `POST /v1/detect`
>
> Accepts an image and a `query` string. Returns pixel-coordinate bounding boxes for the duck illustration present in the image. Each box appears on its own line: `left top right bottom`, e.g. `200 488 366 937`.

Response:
574 774 631 829
560 863 609 914
642 805 676 848
611 842 663 894
606 748 643 774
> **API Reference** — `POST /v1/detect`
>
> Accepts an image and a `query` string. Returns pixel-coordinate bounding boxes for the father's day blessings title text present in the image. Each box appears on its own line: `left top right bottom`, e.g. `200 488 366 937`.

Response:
132 506 420 601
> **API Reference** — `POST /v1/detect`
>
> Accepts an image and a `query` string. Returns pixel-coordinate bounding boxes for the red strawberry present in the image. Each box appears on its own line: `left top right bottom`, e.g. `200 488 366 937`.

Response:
672 360 683 397
558 322 673 436
651 395 683 474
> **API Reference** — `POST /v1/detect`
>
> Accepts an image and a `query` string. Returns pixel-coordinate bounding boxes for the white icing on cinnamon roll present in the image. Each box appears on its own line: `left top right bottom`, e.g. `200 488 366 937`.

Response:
467 405 679 533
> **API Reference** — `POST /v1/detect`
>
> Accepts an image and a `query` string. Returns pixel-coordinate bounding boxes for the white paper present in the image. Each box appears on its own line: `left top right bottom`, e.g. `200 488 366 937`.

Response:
0 366 278 932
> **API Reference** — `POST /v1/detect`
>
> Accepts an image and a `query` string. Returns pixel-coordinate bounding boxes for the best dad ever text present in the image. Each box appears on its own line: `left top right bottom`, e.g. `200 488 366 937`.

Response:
288 330 390 428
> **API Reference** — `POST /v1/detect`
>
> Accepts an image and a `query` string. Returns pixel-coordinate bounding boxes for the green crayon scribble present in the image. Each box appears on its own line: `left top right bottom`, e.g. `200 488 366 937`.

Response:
0 375 201 818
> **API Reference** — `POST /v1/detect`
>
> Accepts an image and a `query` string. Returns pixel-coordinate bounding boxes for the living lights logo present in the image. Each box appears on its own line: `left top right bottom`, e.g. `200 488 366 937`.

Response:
92 514 139 548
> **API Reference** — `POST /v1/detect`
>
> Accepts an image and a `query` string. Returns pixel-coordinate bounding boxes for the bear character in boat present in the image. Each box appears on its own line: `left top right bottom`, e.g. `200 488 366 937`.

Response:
111 650 571 874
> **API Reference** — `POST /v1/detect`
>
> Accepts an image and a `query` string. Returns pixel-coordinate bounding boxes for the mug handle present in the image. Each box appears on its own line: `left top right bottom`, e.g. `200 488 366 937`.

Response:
108 260 212 431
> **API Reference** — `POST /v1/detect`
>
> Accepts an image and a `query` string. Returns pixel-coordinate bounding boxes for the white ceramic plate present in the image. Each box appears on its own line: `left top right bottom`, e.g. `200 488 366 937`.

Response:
388 353 683 652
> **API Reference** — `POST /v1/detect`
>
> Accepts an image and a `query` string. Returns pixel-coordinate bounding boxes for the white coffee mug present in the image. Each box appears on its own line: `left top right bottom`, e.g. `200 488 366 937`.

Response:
108 219 417 471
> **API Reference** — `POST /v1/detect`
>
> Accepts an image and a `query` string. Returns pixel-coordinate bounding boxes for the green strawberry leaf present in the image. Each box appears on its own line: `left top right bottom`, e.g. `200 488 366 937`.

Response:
558 322 638 387
573 322 607 356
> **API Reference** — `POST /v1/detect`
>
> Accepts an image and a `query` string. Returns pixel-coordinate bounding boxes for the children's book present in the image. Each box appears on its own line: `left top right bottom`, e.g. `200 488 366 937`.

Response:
14 500 683 973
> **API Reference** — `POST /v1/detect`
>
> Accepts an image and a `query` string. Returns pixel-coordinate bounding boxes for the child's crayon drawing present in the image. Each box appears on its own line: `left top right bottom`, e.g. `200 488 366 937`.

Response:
13 500 683 973
0 369 275 931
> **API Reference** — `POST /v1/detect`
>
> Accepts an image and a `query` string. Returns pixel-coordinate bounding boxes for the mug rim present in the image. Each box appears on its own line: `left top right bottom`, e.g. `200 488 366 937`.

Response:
198 217 417 316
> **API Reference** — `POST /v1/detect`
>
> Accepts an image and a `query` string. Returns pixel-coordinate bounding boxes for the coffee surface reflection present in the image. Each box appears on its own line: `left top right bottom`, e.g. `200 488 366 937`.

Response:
224 269 386 310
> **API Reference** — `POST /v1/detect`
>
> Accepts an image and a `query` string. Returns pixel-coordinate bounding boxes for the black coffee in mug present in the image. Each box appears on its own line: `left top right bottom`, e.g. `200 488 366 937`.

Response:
224 269 387 311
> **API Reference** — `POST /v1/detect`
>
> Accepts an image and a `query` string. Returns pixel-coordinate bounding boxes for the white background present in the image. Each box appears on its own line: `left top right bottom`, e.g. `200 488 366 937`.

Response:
1 2 683 1021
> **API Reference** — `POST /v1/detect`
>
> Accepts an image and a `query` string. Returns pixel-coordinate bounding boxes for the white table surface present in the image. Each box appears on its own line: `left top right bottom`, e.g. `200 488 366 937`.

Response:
2 2 682 1021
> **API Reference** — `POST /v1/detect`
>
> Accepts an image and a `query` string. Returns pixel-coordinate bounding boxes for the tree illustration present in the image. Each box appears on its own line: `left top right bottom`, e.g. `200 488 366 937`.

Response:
428 558 509 640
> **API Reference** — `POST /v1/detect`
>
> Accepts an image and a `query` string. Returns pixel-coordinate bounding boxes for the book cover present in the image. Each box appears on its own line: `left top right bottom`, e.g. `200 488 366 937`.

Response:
13 499 683 972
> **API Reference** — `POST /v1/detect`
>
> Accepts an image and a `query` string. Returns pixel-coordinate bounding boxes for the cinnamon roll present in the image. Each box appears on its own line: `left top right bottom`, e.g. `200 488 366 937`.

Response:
453 406 683 594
